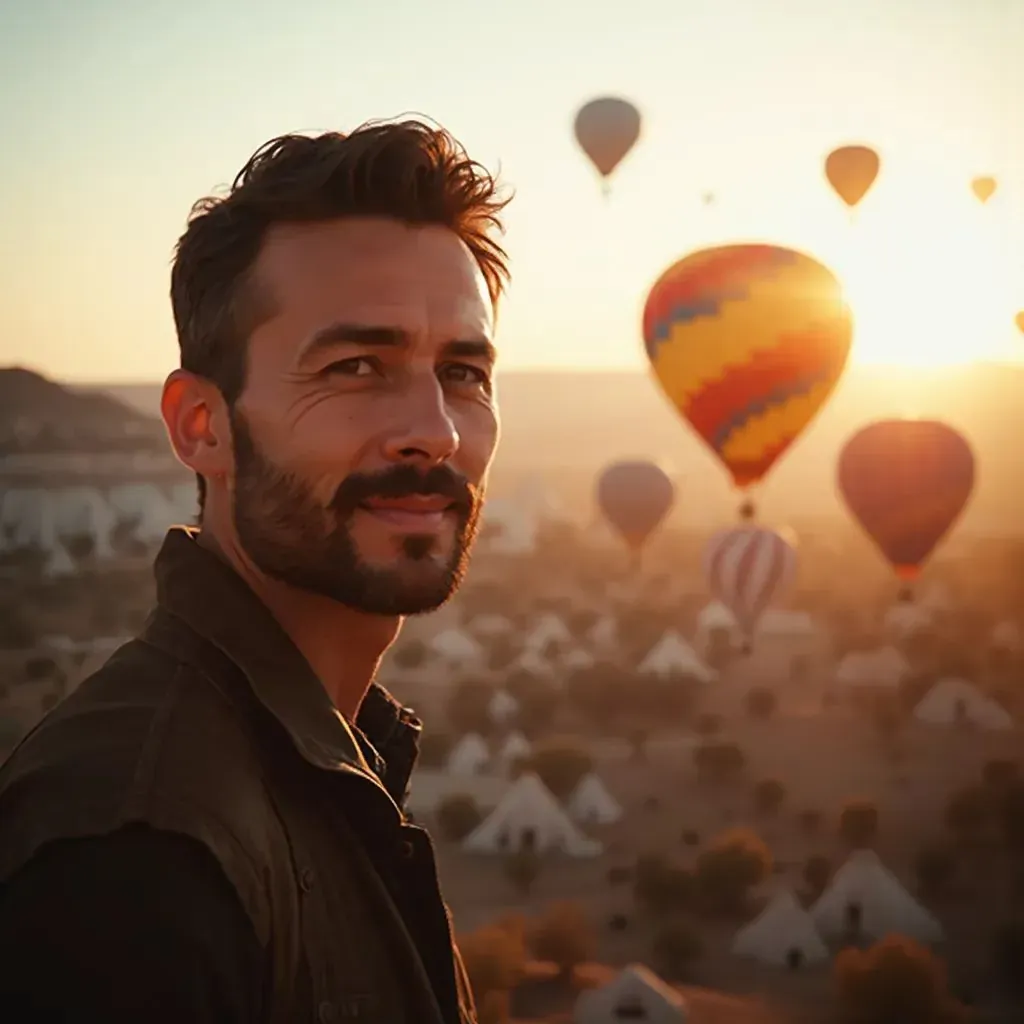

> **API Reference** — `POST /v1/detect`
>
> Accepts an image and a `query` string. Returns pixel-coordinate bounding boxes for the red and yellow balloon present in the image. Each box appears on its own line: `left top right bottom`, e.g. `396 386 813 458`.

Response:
642 244 853 518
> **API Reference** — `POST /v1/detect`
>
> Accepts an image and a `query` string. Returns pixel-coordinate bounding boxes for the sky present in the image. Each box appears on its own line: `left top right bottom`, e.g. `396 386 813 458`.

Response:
1 0 1022 382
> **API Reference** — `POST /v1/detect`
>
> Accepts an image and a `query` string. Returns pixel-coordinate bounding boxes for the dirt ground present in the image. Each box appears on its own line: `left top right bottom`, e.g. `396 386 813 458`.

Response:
426 709 1021 1018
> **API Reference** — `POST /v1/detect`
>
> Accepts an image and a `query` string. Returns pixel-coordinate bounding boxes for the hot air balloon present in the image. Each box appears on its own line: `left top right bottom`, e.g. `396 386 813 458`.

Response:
825 145 880 209
971 176 997 204
837 420 975 600
642 244 853 520
574 98 641 195
597 460 675 555
1015 311 1023 335
703 525 797 653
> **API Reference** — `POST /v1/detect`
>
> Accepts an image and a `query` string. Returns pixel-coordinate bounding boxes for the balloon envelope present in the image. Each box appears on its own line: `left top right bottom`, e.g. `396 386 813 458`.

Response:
703 525 797 635
596 461 674 551
825 145 880 208
1015 311 1024 334
574 98 641 179
642 244 853 490
837 420 975 581
971 176 997 203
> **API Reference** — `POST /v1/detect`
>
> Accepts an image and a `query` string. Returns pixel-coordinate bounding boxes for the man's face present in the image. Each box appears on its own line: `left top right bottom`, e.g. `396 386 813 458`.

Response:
229 218 499 615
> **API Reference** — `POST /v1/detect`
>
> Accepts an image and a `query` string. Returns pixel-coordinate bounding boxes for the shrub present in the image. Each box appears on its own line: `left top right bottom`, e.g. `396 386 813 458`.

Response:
753 778 786 816
693 741 746 784
528 901 595 980
694 712 723 738
436 794 482 842
839 799 879 848
653 921 703 980
525 738 593 800
504 848 541 896
681 829 700 847
914 846 956 900
417 730 454 769
695 828 772 916
798 809 823 835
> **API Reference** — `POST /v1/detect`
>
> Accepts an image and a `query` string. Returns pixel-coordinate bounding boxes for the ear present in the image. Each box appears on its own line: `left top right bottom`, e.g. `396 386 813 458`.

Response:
161 370 233 483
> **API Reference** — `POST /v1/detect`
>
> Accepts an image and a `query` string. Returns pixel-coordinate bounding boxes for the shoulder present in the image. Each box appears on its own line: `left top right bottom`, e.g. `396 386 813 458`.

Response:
0 638 280 940
0 825 264 1023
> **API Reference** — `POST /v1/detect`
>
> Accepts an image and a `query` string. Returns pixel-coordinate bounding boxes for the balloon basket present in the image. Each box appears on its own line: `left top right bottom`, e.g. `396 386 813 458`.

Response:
739 639 753 657
897 585 914 604
738 499 756 521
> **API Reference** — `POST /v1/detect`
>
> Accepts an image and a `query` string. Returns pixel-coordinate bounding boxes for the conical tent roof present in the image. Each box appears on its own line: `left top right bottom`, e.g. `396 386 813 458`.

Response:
430 628 485 665
463 772 602 857
732 890 829 967
488 689 519 725
914 678 1014 731
573 964 686 1023
835 646 909 689
498 730 533 768
567 772 622 826
811 849 943 944
638 630 715 682
446 733 490 776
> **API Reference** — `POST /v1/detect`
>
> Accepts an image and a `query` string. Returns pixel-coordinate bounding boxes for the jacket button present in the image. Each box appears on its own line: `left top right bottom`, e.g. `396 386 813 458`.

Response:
299 867 315 893
318 1001 337 1023
398 839 415 860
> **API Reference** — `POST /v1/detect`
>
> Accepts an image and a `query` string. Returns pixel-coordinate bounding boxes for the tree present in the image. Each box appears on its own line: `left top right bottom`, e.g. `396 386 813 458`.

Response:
528 901 595 981
445 679 494 738
458 921 526 1007
803 854 832 900
693 741 746 785
504 848 541 897
943 785 989 846
694 712 723 738
834 934 962 1024
914 847 956 901
745 686 778 721
753 778 786 816
391 639 428 670
695 828 772 916
633 855 694 916
840 799 879 848
525 738 592 800
436 794 482 842
506 675 560 736
652 921 703 980
417 730 454 769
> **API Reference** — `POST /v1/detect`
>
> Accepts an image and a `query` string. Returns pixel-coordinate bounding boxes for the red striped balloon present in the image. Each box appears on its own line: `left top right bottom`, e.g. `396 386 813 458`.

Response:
703 525 798 636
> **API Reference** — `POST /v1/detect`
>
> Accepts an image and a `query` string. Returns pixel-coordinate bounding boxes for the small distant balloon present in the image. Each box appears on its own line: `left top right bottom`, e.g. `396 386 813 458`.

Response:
825 145 880 209
837 420 975 593
703 525 797 640
642 244 853 517
596 460 675 553
1015 311 1024 335
574 97 641 190
701 191 716 206
971 177 997 204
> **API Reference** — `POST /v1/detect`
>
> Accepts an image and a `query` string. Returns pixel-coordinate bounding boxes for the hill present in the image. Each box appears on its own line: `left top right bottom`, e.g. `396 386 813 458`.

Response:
90 362 1024 535
0 367 165 455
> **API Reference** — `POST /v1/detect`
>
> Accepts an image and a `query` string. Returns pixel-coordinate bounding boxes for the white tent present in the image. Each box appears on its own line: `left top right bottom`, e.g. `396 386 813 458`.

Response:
446 733 491 776
430 628 486 667
811 849 943 945
883 602 933 638
524 613 573 654
52 487 117 560
107 483 176 545
759 610 817 638
43 542 76 579
563 647 596 672
638 631 715 682
498 730 533 771
573 964 686 1024
587 614 619 655
567 773 622 826
835 646 910 690
463 772 602 857
469 613 514 638
488 688 519 726
913 678 1014 731
698 600 736 632
732 890 829 968
510 647 556 679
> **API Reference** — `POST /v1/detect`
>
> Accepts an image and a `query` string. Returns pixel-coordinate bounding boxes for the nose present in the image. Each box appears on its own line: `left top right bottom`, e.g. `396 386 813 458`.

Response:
380 376 460 466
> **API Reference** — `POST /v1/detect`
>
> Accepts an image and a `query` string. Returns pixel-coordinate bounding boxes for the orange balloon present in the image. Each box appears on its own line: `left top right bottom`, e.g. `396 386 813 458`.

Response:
825 145 880 208
1016 311 1024 335
971 177 997 203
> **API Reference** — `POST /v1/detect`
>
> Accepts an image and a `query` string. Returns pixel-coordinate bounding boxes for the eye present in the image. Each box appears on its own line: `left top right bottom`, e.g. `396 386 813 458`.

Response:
322 357 378 378
440 363 491 389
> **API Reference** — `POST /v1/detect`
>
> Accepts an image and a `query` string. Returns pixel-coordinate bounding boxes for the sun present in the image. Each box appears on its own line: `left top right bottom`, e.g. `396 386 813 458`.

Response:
826 197 1016 368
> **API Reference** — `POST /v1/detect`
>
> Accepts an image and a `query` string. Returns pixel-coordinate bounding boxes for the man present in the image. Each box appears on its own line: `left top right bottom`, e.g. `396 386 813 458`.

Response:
0 119 511 1022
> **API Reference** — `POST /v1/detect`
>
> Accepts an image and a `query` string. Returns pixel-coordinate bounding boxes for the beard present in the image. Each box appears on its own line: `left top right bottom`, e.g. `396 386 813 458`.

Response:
229 411 482 615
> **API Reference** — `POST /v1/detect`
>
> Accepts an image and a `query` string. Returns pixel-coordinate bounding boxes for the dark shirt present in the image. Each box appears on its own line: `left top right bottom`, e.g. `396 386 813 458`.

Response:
0 826 263 1023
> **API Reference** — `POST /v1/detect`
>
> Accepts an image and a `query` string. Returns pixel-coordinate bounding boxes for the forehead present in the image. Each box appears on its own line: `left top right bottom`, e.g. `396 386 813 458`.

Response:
252 217 493 343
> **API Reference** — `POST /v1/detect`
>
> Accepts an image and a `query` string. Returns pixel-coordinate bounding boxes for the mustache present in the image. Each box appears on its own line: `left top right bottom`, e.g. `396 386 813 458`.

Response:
329 463 478 516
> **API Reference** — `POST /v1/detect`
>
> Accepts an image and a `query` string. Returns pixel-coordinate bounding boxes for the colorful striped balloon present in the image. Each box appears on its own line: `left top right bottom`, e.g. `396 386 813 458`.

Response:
837 419 975 586
642 245 852 507
703 525 798 638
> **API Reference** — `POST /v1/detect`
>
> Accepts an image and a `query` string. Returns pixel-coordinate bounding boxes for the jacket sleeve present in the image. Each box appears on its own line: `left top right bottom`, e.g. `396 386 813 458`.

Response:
0 824 265 1024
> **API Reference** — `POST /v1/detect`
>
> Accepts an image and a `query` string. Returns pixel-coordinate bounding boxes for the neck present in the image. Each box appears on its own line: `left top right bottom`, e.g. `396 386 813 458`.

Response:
197 526 401 720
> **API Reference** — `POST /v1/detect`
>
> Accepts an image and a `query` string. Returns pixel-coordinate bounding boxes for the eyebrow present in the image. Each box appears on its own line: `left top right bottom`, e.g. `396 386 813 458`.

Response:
296 322 496 366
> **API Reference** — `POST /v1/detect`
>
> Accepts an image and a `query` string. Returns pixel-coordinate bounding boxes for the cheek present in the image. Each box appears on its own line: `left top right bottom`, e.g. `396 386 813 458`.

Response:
454 404 499 477
266 406 365 490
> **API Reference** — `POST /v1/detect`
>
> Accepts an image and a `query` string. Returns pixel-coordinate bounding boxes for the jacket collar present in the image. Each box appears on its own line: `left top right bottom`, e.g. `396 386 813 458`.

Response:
151 527 421 808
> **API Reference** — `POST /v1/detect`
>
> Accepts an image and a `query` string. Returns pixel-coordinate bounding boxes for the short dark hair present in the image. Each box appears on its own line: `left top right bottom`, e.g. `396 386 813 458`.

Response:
169 118 512 515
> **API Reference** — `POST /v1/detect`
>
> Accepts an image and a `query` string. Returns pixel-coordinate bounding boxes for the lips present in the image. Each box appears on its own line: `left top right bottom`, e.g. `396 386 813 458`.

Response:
359 494 456 532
